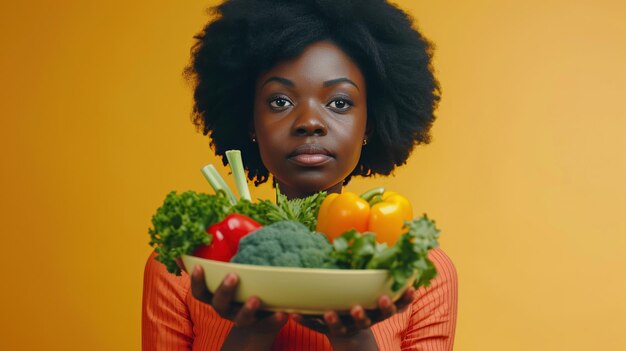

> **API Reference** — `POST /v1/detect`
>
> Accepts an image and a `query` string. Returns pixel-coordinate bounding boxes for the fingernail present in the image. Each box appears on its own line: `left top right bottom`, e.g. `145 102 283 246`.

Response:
380 296 391 308
356 307 365 319
245 298 259 309
193 265 202 275
224 273 237 287
351 306 363 319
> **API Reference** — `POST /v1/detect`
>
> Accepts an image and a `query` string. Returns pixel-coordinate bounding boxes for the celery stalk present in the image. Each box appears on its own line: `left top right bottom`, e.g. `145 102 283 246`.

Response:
225 150 251 201
201 164 237 205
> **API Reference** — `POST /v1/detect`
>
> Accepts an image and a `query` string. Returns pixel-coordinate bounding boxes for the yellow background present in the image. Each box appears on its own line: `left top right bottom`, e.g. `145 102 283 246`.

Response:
1 0 625 350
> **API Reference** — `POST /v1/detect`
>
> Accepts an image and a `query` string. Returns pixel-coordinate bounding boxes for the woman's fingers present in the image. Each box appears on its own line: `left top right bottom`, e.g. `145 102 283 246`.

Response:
395 287 416 312
190 265 213 303
233 297 288 329
191 284 416 333
211 273 239 315
233 296 260 326
324 311 348 335
272 312 288 325
377 295 398 320
175 257 187 273
189 267 286 330
293 288 418 336
266 312 289 331
350 305 371 329
291 314 328 334
190 265 238 321
367 288 416 323
190 265 239 316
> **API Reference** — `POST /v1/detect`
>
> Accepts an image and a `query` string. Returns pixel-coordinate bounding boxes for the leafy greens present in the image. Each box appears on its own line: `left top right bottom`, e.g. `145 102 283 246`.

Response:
255 187 327 231
149 191 231 274
148 188 328 274
331 215 440 291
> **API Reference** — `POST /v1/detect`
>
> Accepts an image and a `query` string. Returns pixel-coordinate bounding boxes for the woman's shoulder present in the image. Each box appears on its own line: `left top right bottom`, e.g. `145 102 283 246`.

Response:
427 247 457 285
143 251 191 300
390 247 457 348
417 247 458 308
142 252 197 348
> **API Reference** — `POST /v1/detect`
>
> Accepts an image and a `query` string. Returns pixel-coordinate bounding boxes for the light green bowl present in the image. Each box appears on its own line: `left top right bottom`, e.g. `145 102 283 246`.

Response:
182 255 416 314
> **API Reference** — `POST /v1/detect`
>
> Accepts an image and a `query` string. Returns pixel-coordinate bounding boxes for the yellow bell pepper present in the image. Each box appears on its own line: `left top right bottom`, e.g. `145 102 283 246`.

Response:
368 191 413 246
316 188 413 245
316 192 370 241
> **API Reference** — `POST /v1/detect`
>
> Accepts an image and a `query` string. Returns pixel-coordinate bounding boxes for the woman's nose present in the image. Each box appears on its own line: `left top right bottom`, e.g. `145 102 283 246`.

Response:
292 101 328 137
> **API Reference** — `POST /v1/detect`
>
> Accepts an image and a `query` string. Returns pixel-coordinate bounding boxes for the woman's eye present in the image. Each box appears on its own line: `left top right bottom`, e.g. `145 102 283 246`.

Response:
327 98 352 111
269 97 293 109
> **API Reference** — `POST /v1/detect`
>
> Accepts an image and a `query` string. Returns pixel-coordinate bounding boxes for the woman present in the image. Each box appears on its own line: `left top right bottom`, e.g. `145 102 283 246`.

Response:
143 1 457 350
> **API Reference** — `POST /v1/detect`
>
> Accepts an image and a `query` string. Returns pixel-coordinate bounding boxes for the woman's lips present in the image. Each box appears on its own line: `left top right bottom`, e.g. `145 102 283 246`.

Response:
288 144 333 167
290 153 332 166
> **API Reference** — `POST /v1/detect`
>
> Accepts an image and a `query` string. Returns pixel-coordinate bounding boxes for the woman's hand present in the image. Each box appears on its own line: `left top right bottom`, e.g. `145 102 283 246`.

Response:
189 265 288 350
291 287 416 350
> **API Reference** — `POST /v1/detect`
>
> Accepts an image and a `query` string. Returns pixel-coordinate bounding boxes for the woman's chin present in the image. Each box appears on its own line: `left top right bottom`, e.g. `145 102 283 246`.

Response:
275 178 344 198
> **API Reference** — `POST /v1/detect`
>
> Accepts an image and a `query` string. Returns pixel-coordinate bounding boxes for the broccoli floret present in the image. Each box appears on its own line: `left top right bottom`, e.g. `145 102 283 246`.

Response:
231 221 336 268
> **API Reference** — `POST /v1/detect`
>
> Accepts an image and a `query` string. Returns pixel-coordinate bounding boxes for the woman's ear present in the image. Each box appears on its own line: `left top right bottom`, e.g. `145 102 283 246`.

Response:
363 124 373 145
249 130 257 143
249 120 256 143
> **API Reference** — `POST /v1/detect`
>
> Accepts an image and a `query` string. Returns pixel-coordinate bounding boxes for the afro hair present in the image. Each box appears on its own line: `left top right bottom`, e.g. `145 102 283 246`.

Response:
184 0 440 185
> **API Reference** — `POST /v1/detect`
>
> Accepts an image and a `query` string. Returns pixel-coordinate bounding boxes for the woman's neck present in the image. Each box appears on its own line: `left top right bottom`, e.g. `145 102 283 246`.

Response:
275 180 343 200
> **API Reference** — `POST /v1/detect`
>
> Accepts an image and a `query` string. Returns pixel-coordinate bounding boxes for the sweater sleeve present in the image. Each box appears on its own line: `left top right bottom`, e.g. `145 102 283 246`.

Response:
142 251 194 351
401 248 458 351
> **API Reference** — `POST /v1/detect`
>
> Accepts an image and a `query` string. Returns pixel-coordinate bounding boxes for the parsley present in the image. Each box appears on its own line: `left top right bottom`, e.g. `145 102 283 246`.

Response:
255 187 327 231
330 215 440 291
148 191 232 275
148 188 327 274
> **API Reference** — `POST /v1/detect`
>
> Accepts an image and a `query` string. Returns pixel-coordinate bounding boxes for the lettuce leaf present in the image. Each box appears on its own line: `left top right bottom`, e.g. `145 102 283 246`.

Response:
148 191 232 274
254 188 327 232
148 189 327 274
330 215 440 291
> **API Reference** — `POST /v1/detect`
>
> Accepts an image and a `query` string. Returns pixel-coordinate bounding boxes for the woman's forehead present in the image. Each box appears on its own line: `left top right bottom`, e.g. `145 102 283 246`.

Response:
256 41 366 90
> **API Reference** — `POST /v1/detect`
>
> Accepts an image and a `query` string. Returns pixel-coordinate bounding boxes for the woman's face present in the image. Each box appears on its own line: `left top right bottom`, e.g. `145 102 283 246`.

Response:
253 41 368 198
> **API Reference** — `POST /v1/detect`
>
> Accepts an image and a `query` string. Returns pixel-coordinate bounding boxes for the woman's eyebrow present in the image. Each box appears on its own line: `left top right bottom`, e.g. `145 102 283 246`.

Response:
261 76 359 91
323 77 360 91
262 77 294 88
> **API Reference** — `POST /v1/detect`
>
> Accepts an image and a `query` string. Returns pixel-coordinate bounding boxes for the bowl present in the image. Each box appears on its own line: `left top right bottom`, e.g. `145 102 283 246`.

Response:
182 255 417 314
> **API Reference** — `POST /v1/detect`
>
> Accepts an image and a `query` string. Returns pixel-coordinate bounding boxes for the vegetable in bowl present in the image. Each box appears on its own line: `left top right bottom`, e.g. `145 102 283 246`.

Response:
148 149 441 297
231 221 336 268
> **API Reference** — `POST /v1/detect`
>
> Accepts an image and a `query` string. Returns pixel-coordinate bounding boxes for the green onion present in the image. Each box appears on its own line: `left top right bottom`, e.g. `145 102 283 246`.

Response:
201 164 237 205
225 150 251 201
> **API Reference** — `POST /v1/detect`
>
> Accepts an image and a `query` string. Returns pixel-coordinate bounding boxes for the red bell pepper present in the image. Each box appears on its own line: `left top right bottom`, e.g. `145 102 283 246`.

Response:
192 213 261 262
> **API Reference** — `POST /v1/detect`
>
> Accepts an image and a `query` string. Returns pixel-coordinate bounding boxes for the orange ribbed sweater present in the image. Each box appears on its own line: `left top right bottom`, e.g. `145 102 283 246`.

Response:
142 248 457 350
